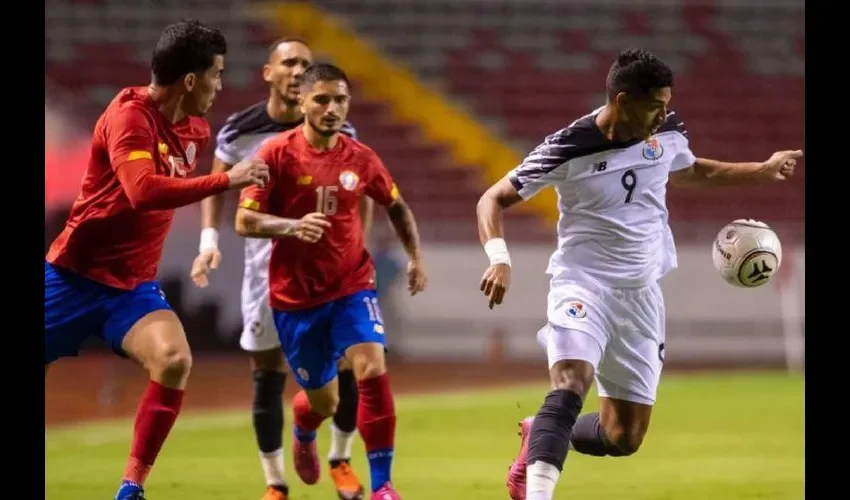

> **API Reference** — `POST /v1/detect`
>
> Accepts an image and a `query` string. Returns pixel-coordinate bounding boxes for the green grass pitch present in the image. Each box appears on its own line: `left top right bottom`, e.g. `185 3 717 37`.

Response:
46 371 803 499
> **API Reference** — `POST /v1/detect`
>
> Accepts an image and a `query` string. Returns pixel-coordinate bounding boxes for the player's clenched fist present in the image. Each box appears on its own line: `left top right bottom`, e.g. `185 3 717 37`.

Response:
227 158 270 188
190 248 222 288
294 212 332 243
407 259 427 296
480 263 511 309
763 149 802 181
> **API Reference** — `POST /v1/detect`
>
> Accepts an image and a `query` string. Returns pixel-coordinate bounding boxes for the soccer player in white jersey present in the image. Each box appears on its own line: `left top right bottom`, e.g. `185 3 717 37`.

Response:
476 48 801 500
189 38 368 500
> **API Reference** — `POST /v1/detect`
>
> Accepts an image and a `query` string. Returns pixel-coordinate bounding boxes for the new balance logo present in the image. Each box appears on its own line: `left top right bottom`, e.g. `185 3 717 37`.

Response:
591 161 607 173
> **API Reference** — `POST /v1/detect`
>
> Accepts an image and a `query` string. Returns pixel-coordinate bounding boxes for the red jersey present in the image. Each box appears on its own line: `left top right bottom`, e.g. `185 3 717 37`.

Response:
240 126 400 311
46 87 230 290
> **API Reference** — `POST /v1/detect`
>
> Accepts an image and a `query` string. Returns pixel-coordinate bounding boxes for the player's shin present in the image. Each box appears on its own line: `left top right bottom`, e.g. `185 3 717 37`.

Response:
569 412 629 457
357 373 395 492
348 344 395 492
121 312 191 487
292 389 331 443
123 380 185 486
253 370 288 486
526 389 584 499
330 369 359 462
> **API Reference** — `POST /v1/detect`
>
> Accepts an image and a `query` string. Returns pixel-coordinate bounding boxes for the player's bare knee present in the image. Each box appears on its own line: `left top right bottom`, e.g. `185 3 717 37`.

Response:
549 359 594 397
345 343 387 380
151 344 193 383
603 424 644 455
250 348 285 372
354 359 385 380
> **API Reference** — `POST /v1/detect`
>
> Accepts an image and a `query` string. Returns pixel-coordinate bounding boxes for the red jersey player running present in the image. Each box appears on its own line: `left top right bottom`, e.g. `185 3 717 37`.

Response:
235 63 426 500
44 20 268 500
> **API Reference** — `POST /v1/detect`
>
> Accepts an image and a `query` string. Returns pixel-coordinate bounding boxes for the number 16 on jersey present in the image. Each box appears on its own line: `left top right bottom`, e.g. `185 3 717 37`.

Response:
315 186 338 215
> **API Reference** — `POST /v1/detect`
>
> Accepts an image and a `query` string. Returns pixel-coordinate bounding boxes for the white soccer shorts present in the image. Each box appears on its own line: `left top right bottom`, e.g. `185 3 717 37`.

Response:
239 238 280 352
537 278 666 406
240 295 279 352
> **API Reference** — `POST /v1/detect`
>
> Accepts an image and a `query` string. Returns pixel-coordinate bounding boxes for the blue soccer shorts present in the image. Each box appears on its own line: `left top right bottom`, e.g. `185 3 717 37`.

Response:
272 289 386 390
44 261 173 364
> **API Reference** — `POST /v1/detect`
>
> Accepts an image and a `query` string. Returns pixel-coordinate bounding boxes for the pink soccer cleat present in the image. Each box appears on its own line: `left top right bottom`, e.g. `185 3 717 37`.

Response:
506 416 535 500
293 438 320 485
370 482 401 500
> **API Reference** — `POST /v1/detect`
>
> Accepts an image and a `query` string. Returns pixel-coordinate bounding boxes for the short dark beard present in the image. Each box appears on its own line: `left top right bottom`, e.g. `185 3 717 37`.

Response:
307 118 338 137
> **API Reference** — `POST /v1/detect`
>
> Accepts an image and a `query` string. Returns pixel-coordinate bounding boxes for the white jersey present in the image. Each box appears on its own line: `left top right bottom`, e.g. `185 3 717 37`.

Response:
508 108 695 288
214 101 357 349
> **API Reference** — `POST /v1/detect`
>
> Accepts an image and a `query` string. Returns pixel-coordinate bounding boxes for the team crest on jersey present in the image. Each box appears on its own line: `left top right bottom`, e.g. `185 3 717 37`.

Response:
185 142 197 165
339 170 360 191
566 301 587 320
641 138 664 160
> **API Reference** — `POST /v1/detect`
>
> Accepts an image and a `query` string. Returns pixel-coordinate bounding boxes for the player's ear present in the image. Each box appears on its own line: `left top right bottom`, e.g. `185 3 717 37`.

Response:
614 91 629 109
183 73 196 92
298 93 306 114
262 64 273 83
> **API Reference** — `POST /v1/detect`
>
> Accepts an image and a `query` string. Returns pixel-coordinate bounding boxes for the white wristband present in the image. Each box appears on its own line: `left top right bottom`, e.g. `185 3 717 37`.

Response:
199 228 219 253
484 238 512 267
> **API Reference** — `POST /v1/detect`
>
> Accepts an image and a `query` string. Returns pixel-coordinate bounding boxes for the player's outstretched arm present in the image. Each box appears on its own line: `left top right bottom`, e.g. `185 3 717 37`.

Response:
669 150 802 188
114 157 269 211
476 176 523 309
108 107 270 211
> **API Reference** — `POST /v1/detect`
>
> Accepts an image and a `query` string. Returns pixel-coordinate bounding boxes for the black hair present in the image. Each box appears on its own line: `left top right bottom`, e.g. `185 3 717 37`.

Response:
268 36 309 55
151 19 228 86
300 62 351 90
605 48 673 100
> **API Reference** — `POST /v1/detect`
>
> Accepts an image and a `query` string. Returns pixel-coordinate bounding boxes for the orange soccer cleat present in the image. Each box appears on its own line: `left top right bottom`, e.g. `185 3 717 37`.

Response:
330 459 365 500
260 485 289 500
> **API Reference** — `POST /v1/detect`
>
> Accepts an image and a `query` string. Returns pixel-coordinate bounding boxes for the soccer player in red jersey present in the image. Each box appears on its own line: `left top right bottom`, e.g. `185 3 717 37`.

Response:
44 20 269 500
235 63 426 500
189 38 367 500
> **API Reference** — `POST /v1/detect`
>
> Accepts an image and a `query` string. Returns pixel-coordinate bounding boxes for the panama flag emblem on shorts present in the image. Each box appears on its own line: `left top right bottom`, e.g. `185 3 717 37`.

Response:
566 301 587 319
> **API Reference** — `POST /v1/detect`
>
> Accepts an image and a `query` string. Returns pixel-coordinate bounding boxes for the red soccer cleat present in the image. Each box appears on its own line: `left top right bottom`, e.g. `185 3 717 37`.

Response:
506 416 535 500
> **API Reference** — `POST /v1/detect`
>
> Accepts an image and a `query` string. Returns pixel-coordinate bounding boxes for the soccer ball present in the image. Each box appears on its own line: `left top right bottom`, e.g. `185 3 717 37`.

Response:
711 219 783 288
